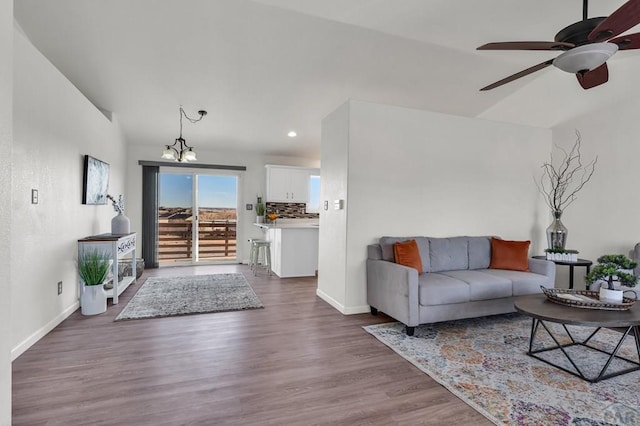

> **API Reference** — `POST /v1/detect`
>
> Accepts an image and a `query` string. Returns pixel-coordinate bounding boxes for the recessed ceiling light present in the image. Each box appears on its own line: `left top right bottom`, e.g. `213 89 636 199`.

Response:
287 131 297 138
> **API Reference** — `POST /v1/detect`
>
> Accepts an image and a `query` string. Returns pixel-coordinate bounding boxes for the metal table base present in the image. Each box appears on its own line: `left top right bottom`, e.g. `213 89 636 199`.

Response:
527 318 640 383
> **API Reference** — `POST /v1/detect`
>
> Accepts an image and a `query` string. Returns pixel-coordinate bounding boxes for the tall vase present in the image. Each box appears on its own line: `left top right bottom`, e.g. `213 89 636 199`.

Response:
111 212 130 235
546 210 568 250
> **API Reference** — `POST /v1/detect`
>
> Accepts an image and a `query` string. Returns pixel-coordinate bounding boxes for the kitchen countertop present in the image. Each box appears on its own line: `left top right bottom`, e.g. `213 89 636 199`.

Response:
253 219 319 229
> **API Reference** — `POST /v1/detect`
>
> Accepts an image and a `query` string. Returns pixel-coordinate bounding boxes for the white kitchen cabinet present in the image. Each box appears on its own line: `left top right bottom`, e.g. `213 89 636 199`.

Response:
266 165 310 203
265 227 318 277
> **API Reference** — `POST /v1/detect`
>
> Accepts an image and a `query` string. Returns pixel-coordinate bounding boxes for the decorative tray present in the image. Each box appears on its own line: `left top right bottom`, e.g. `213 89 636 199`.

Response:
541 286 636 311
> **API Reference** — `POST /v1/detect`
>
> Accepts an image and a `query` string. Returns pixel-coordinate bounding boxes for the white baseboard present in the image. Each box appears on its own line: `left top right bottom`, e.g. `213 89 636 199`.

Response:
342 304 370 315
12 302 79 361
315 289 370 315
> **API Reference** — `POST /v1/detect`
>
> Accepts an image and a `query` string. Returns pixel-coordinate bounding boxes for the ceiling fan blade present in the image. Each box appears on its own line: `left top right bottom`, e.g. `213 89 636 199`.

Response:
609 32 640 50
480 59 554 91
477 41 574 51
588 0 640 41
576 63 609 89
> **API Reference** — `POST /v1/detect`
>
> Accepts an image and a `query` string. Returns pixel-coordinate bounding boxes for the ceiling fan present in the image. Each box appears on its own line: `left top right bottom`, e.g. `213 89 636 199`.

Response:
477 0 640 90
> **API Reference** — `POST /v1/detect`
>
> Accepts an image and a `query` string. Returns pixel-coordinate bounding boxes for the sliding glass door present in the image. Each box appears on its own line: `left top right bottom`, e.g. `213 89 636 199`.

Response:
158 169 239 265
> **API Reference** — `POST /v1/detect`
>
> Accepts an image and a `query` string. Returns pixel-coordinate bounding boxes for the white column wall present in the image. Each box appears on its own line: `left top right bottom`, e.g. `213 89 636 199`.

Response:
0 4 12 423
320 100 552 313
125 144 318 264
11 30 128 358
317 103 350 311
551 97 640 288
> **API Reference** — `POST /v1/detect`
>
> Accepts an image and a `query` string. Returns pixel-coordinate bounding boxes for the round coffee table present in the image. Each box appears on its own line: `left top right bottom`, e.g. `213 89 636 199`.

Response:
514 294 640 382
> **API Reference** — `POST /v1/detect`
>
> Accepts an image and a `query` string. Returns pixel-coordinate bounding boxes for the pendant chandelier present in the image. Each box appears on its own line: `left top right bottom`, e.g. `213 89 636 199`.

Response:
161 106 207 162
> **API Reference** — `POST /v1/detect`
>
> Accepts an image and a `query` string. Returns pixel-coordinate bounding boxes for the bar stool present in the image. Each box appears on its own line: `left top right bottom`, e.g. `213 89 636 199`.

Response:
250 239 271 276
248 238 262 271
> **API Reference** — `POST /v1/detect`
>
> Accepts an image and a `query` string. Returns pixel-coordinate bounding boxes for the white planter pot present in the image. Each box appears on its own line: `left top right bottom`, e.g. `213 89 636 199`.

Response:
599 287 623 304
81 284 107 315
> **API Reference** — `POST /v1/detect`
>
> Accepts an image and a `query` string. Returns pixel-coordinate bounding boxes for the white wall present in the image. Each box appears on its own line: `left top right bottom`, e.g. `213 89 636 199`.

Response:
0 4 12 424
11 30 128 358
319 100 552 313
126 144 318 264
551 97 640 288
317 103 350 311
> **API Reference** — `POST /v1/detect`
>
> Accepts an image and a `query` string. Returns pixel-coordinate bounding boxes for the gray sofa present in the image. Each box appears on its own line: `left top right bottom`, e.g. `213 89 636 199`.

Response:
366 236 556 335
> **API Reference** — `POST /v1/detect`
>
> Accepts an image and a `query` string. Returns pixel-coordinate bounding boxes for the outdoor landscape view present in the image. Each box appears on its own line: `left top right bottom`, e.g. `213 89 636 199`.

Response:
158 173 238 263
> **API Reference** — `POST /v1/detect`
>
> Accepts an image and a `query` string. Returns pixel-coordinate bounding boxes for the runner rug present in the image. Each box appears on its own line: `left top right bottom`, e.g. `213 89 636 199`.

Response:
115 273 263 321
364 313 640 425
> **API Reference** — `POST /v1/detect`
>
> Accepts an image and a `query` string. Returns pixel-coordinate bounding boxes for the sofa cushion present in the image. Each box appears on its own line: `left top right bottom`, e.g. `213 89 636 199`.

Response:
439 270 512 301
489 238 530 272
468 236 492 270
393 240 423 273
367 244 383 260
419 273 470 306
380 237 430 272
478 269 547 296
429 237 469 272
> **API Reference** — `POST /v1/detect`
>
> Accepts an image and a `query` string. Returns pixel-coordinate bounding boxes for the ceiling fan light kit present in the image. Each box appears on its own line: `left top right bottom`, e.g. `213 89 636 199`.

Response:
477 0 640 90
552 42 618 73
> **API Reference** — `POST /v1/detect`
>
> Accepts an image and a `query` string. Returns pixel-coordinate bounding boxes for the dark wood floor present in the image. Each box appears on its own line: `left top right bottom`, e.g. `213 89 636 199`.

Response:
12 265 489 425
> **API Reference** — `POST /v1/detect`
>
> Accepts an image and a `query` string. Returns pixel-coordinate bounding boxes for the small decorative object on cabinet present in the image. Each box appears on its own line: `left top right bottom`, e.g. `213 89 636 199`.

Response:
585 254 638 302
107 194 130 234
255 196 265 223
535 131 597 249
78 232 137 305
78 249 111 315
544 248 579 262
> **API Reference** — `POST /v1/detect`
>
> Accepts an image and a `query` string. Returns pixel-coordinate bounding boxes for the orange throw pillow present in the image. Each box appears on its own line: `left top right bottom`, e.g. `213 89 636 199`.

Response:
394 240 423 273
489 238 531 272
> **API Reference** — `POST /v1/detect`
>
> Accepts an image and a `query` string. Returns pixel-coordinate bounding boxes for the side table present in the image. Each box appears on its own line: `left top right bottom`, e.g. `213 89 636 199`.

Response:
78 233 137 304
532 256 592 290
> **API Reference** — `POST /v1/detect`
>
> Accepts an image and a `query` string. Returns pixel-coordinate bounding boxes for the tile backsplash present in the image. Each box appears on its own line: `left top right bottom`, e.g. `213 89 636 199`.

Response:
266 202 319 219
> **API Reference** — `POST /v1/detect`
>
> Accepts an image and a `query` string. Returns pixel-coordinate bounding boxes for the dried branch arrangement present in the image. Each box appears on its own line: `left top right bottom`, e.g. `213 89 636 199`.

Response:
536 131 597 212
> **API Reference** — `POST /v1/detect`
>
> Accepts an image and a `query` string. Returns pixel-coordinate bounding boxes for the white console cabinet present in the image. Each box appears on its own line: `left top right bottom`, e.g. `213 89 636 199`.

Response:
266 165 310 203
77 232 136 305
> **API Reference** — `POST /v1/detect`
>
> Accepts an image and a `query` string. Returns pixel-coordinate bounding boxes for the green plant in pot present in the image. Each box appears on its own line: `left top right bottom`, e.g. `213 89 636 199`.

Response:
78 249 111 315
255 197 265 223
585 254 638 302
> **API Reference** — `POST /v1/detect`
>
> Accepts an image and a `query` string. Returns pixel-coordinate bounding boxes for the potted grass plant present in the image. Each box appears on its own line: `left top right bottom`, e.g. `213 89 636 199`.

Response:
78 249 112 315
585 254 638 303
255 197 265 223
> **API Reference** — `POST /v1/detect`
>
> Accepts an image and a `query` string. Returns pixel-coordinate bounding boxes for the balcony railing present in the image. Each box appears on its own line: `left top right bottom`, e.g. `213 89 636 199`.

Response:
158 220 237 263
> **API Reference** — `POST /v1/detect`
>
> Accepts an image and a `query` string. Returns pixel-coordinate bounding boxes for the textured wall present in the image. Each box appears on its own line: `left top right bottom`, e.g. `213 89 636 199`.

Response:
11 30 127 357
0 1 13 422
320 100 551 313
551 99 640 289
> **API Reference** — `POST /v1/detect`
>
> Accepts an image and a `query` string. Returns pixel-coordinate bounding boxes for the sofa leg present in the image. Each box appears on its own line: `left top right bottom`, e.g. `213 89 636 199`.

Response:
406 326 415 336
370 306 378 315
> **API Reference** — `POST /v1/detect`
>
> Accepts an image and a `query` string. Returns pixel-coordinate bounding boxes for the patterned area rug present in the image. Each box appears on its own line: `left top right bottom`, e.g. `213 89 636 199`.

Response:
364 314 640 425
115 273 263 321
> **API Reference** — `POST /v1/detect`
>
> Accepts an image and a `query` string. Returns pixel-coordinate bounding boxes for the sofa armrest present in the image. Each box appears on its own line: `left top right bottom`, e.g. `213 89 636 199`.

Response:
528 258 556 284
366 259 419 327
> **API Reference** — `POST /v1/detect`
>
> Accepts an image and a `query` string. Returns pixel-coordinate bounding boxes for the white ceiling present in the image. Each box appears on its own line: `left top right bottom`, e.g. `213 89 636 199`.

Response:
13 0 640 159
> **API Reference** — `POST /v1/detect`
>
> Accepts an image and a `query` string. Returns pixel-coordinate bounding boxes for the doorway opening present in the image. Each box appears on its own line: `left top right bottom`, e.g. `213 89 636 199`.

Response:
158 170 239 265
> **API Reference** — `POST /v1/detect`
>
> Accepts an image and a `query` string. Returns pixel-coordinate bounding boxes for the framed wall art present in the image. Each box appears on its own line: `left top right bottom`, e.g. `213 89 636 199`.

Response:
82 155 110 205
